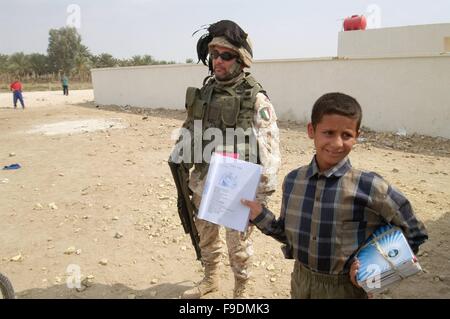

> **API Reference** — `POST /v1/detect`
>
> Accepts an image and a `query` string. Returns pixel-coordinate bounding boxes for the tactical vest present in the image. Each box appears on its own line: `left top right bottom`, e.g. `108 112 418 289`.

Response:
185 73 266 178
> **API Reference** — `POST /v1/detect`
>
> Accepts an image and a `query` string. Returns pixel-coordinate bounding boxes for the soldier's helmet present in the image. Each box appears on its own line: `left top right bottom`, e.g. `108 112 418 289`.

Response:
208 36 253 68
194 20 253 70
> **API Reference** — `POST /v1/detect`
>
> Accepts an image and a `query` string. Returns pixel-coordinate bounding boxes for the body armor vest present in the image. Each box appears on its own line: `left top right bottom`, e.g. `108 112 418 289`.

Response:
185 72 266 178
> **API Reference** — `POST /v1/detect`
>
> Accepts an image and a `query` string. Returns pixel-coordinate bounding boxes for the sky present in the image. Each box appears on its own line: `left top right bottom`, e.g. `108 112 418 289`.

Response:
1 0 449 63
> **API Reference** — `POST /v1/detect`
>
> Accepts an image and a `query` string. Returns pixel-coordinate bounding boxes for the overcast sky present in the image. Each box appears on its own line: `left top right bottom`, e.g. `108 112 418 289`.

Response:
1 0 449 62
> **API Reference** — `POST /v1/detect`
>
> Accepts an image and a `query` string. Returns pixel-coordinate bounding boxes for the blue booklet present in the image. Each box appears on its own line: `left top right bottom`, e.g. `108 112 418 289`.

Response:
356 224 422 293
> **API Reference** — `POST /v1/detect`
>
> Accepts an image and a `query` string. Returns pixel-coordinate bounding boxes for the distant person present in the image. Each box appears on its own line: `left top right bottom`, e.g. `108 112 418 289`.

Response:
61 75 69 96
9 79 25 109
242 92 428 299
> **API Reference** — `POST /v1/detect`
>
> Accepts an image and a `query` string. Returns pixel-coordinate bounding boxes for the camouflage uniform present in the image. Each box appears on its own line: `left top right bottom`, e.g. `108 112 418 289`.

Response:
186 85 281 297
177 20 280 299
188 91 281 204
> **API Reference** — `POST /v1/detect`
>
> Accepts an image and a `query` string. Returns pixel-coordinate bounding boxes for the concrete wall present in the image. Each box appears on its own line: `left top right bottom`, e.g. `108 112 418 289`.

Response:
338 23 450 58
91 63 209 110
92 54 450 138
252 56 450 138
445 37 450 52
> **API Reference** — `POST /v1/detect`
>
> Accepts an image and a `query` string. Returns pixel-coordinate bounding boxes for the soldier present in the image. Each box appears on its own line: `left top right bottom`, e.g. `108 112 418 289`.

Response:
174 20 281 299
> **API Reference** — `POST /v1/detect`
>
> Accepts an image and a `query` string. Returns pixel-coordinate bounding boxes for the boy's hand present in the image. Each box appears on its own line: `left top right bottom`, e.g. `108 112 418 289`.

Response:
240 199 263 221
350 259 374 298
349 259 361 288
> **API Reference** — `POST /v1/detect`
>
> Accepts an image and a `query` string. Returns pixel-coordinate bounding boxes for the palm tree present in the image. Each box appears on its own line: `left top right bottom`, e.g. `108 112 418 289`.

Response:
8 52 31 78
74 53 92 82
28 53 50 78
130 55 154 66
73 45 92 81
93 53 117 68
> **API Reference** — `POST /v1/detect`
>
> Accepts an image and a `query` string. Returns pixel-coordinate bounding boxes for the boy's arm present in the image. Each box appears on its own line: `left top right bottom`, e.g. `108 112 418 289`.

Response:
373 178 428 253
242 175 288 245
252 206 288 244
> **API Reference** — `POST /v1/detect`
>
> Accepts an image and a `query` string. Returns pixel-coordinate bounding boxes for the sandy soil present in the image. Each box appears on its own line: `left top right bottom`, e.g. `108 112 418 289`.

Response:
0 90 449 299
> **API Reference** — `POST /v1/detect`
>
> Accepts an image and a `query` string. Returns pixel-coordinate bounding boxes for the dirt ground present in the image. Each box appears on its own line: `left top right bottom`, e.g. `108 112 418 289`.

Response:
0 90 449 299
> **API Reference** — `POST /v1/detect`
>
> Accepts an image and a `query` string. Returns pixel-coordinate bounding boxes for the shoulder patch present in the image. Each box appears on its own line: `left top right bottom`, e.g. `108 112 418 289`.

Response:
259 106 271 121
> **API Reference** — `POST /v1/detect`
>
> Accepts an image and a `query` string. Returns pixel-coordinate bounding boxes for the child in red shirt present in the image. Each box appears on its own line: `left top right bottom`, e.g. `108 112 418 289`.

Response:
10 80 25 109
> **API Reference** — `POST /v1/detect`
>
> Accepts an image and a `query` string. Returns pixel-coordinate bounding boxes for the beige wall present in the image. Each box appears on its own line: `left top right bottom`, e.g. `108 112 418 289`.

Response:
92 54 450 138
91 63 209 110
338 23 450 58
445 37 450 52
253 56 450 138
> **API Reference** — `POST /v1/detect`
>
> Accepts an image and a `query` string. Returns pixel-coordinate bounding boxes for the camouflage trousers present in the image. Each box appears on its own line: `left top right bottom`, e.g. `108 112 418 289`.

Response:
193 194 254 281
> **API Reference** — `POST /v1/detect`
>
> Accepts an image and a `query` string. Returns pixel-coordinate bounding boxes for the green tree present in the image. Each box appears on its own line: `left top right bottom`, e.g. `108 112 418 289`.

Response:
117 58 131 67
28 53 50 77
92 53 117 68
130 54 154 66
8 52 31 77
0 54 9 83
74 54 92 81
0 54 8 73
47 27 83 74
73 44 92 81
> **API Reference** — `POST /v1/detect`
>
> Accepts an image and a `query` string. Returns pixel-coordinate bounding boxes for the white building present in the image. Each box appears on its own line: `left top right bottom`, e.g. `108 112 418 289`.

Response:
92 23 450 138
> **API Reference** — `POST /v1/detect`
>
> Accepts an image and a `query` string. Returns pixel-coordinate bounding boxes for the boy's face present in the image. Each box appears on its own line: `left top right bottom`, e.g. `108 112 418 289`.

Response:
307 114 359 172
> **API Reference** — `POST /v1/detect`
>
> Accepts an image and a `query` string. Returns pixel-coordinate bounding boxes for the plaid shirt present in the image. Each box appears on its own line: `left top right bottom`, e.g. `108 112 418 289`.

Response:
253 156 428 275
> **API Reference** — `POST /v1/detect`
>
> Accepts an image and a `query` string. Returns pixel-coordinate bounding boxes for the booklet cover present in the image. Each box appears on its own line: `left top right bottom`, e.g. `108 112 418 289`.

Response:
197 152 262 232
356 224 422 293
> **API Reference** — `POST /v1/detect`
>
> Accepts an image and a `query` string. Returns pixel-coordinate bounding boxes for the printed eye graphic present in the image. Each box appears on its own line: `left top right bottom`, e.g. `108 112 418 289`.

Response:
388 249 399 258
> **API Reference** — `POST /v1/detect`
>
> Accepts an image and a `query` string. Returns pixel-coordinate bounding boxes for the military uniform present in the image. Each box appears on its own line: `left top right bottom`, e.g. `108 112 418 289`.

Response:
181 72 280 298
175 20 281 298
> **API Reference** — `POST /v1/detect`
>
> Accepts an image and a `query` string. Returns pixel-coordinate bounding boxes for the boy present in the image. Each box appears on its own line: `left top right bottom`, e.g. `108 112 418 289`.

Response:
242 92 428 299
61 75 69 96
10 79 25 109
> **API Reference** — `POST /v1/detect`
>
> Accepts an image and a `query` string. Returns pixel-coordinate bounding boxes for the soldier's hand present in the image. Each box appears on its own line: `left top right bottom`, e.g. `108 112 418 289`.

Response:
240 199 263 220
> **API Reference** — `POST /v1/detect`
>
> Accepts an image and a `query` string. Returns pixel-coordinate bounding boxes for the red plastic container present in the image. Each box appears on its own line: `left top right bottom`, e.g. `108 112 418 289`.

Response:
343 15 367 31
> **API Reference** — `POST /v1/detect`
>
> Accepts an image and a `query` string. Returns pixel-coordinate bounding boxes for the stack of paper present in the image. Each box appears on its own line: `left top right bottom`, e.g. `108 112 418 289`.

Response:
356 224 422 294
197 152 262 232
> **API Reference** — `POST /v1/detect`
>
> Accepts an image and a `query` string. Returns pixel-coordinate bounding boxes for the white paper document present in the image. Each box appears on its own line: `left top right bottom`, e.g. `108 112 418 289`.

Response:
197 153 262 232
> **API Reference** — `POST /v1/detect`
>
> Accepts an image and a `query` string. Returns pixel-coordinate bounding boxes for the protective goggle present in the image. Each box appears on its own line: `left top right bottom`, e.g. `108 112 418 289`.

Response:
209 50 239 61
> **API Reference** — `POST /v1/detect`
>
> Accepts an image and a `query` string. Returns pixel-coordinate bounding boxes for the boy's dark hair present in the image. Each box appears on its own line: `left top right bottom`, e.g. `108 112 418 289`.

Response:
311 92 362 130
